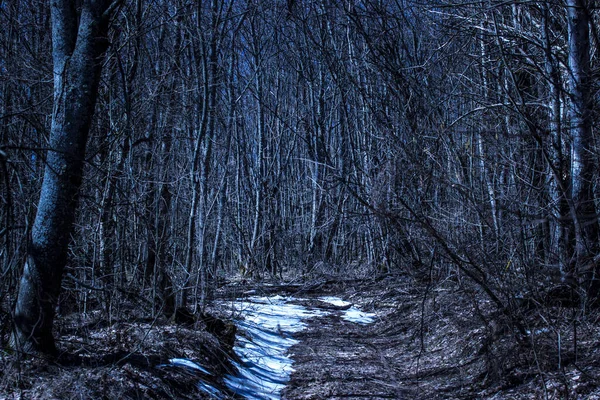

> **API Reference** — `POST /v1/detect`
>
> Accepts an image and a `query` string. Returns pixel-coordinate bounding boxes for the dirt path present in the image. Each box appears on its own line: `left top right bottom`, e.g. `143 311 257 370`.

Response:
282 311 413 399
276 282 425 400
279 282 485 400
276 277 600 400
3 277 597 399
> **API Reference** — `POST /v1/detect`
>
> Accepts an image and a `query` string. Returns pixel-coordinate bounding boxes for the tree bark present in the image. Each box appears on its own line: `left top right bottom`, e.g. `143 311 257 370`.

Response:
566 0 599 293
542 3 572 279
13 0 118 355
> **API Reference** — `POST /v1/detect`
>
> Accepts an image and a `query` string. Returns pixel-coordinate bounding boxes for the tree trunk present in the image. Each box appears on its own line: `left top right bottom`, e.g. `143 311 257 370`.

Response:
566 0 599 294
13 0 117 355
543 3 572 279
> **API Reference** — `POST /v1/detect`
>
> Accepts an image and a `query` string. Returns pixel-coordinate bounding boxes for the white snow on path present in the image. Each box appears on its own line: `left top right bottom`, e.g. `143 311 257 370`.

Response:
224 296 329 399
318 296 377 324
224 295 377 399
165 295 377 399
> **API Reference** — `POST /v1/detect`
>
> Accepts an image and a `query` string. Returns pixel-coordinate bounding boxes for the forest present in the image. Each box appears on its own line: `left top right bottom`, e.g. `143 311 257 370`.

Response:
1 0 600 398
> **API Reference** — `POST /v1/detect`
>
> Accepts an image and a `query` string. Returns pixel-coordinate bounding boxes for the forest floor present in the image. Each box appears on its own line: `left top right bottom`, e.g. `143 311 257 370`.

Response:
280 276 600 399
1 274 600 399
0 305 239 399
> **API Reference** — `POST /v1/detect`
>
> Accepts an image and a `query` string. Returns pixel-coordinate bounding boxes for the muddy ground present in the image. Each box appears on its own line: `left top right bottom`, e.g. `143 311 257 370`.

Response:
1 274 600 399
281 276 600 399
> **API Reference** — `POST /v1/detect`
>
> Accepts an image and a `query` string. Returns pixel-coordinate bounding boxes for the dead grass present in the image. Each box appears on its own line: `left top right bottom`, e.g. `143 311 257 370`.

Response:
0 312 236 400
2 276 600 399
283 275 600 399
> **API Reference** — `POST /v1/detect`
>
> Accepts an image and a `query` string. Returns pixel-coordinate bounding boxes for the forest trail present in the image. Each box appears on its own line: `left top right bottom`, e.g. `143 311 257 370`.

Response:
252 277 599 400
1 276 598 399
220 280 426 399
269 283 425 400
214 282 402 399
282 308 407 399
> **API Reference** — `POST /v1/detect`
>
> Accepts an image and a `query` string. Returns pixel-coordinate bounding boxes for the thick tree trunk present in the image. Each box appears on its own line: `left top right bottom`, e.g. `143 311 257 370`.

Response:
543 4 573 279
566 0 599 294
13 0 117 355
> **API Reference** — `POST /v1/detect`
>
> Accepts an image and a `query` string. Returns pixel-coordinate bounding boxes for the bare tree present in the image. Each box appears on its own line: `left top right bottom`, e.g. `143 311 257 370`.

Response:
566 0 599 295
13 0 121 355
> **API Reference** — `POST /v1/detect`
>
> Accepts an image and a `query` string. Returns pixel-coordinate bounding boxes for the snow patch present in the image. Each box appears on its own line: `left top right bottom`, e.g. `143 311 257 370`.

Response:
318 296 351 307
225 296 328 399
168 358 211 375
319 296 376 325
342 306 376 324
164 295 377 399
